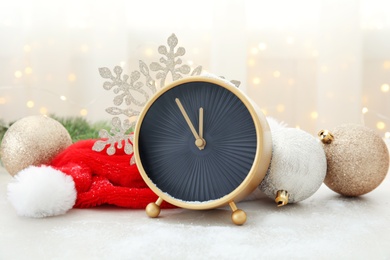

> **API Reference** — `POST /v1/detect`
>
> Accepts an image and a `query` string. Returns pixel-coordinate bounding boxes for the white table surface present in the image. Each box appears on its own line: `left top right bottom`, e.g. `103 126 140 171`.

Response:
1 166 389 260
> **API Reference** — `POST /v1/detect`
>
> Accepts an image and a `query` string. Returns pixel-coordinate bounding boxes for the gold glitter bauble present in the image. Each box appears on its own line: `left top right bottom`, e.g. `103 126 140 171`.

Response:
320 124 389 196
0 115 72 176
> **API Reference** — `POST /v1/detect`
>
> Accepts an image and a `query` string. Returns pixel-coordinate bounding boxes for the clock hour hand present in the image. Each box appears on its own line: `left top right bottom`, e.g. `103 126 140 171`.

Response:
175 98 205 150
199 107 203 139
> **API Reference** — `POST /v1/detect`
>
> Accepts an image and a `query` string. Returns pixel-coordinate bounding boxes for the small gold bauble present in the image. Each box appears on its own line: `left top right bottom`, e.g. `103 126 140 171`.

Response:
321 124 389 196
231 209 247 225
0 115 72 176
146 202 161 218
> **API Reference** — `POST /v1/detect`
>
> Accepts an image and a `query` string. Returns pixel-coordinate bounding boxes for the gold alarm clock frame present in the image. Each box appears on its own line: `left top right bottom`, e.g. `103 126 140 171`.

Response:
133 76 272 225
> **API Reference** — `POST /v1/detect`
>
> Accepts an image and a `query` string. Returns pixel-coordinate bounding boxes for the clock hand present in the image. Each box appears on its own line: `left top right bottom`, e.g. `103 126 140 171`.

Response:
199 107 204 139
175 98 205 150
199 107 206 148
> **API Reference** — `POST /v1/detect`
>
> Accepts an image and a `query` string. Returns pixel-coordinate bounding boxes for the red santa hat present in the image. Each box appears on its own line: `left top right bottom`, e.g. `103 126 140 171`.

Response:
7 139 173 218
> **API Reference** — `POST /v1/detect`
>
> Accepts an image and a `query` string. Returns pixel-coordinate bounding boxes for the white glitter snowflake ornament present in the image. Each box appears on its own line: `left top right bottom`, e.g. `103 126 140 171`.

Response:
93 34 241 164
92 34 204 164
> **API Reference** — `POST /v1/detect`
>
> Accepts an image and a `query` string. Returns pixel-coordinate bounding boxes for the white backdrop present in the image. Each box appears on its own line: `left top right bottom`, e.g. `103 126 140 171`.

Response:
0 0 390 137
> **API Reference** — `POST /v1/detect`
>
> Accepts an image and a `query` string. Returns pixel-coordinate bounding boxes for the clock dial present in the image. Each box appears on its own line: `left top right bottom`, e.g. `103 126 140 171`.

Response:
137 80 258 203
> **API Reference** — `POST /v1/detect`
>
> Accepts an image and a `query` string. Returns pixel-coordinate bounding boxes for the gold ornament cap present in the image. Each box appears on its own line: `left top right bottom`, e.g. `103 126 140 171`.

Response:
318 129 334 144
275 190 289 207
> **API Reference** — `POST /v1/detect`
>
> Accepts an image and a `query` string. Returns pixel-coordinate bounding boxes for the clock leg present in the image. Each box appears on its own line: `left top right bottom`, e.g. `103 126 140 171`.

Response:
229 201 247 225
145 197 163 218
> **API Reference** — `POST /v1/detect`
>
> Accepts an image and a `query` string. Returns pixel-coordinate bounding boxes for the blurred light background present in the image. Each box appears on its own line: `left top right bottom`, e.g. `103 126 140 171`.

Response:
0 0 389 138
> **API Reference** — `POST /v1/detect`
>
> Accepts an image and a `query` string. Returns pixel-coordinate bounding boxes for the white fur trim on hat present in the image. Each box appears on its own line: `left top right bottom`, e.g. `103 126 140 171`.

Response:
7 165 76 218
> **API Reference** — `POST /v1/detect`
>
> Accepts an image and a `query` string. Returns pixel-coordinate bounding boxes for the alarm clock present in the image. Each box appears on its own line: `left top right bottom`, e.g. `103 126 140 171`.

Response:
133 76 272 225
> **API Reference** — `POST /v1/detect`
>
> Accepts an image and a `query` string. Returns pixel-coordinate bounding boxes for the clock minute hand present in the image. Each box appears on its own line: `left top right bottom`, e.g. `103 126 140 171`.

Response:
175 98 205 150
199 107 207 149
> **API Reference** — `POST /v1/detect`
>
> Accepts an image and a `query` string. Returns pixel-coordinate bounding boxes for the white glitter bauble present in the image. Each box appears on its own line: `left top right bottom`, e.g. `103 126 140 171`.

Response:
259 128 327 205
266 116 288 132
0 115 72 176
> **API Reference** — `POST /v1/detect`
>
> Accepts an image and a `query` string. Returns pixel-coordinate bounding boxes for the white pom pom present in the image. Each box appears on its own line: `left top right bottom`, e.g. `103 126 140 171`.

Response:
7 166 76 218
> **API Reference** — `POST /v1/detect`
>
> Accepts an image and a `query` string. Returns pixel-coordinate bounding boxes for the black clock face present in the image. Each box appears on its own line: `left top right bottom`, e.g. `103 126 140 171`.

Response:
138 81 257 202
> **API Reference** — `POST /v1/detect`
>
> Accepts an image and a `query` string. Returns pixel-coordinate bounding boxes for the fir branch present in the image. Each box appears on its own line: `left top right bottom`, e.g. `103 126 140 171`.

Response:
0 119 12 145
49 115 110 142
